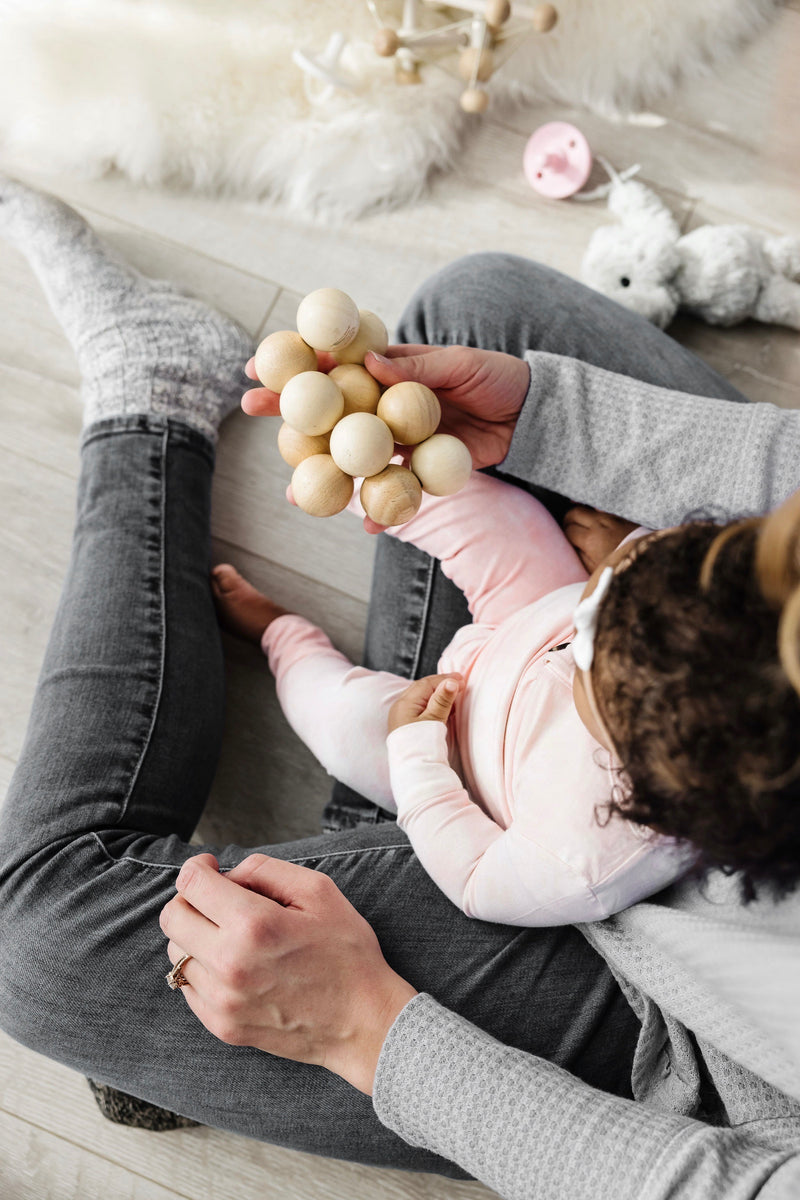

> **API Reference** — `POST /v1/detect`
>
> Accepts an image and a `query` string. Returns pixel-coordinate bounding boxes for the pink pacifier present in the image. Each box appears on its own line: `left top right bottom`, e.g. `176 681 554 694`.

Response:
523 122 592 199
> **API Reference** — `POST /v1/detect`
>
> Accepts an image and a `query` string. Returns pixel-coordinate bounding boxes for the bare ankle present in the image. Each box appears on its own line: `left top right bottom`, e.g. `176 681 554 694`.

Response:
211 564 289 644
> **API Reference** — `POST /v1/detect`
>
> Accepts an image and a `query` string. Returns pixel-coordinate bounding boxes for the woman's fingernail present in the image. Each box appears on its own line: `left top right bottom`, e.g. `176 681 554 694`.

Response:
367 351 390 365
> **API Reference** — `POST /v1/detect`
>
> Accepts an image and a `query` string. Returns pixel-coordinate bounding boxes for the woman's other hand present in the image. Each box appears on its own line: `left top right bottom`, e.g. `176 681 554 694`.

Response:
242 344 530 471
387 673 463 734
159 853 418 1096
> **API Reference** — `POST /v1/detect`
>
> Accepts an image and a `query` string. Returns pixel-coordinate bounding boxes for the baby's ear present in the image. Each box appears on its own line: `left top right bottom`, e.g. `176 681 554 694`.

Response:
608 180 680 242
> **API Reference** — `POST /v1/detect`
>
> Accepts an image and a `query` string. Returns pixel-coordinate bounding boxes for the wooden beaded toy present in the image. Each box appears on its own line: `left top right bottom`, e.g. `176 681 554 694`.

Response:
291 454 354 517
332 309 389 364
376 381 441 445
329 411 395 477
328 363 382 415
410 432 473 495
292 3 559 117
254 287 473 523
254 331 317 393
296 287 360 353
360 464 423 526
374 1 560 113
277 423 330 468
279 370 344 436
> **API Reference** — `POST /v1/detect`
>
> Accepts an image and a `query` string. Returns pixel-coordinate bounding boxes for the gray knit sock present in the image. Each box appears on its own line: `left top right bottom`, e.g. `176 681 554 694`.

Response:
0 175 254 443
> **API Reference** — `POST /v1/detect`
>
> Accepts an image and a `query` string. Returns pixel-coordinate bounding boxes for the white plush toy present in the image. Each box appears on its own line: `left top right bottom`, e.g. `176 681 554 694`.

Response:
580 171 800 330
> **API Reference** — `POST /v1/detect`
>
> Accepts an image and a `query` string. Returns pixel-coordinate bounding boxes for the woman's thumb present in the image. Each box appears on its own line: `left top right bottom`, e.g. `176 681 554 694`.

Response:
365 350 438 389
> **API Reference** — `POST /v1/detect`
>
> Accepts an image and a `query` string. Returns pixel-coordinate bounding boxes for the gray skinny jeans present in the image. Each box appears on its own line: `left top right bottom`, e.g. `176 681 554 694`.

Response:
0 256 748 1176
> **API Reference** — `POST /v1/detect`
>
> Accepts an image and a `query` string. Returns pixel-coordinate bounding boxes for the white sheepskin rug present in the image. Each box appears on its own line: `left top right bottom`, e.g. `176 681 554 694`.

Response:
0 0 781 220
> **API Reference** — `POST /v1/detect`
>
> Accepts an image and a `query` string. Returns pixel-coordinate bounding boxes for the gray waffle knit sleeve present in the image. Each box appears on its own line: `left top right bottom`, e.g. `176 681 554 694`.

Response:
372 994 799 1200
499 353 800 528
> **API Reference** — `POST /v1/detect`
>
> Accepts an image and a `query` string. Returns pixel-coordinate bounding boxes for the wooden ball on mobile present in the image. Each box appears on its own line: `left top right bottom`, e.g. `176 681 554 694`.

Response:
396 62 422 85
458 46 494 83
485 0 511 25
277 423 330 469
360 465 423 528
332 310 389 365
280 371 344 436
329 413 394 478
374 28 399 57
377 381 441 445
411 434 473 496
531 3 558 33
254 330 317 392
328 363 381 415
296 288 360 353
291 454 354 517
460 87 490 113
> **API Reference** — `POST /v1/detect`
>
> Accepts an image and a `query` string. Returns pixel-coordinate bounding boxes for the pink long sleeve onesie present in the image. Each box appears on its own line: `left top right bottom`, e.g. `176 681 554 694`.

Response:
262 472 688 926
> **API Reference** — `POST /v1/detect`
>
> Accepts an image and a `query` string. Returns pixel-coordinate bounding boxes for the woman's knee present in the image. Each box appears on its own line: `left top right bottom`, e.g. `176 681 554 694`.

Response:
0 832 121 1049
395 252 562 352
0 860 59 1045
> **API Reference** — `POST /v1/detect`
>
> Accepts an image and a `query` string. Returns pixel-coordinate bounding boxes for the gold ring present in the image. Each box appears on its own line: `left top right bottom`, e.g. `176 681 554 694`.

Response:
166 953 192 990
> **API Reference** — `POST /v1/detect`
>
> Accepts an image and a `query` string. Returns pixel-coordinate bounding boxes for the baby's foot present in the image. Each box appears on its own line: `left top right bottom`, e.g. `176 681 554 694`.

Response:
0 174 253 441
211 564 288 644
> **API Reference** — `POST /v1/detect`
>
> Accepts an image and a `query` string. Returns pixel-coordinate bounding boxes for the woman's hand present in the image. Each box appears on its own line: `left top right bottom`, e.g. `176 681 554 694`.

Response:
242 344 530 471
387 673 462 734
159 853 418 1095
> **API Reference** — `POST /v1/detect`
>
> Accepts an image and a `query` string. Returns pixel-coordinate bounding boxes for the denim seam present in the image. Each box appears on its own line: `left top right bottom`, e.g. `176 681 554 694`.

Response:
408 556 435 679
241 844 412 866
90 831 412 871
117 427 168 823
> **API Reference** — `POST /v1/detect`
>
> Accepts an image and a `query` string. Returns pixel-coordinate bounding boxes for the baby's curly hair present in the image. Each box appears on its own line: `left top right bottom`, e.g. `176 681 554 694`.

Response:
592 489 800 900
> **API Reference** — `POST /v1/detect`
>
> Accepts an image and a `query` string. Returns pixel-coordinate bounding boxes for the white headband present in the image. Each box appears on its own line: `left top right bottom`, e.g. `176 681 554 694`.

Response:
572 567 614 672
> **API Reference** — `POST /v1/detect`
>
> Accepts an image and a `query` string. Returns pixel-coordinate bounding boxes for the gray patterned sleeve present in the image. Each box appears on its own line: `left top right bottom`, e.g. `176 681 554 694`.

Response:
372 994 798 1200
499 353 800 528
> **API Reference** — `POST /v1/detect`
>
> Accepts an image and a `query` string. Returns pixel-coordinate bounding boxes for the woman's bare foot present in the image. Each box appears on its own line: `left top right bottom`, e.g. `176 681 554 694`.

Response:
210 564 288 644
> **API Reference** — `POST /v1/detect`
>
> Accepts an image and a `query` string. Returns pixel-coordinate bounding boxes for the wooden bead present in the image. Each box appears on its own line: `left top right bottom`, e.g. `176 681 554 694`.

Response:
254 330 316 392
374 28 399 57
531 3 558 32
395 62 422 85
329 413 394 478
458 46 494 83
277 423 330 468
360 465 422 528
291 454 354 517
296 288 360 353
377 381 441 445
411 434 472 496
332 310 389 365
280 371 344 436
485 0 510 26
460 87 490 114
328 364 381 415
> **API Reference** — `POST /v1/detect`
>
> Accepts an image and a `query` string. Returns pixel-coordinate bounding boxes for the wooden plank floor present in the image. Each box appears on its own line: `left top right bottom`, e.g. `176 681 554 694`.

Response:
1 5 799 1197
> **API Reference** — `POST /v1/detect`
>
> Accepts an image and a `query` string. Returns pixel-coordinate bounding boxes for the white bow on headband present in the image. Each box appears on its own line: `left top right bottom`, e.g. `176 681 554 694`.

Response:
572 567 614 671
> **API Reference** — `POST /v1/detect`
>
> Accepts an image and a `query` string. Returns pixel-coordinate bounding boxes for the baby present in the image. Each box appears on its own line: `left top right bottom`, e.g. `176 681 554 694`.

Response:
213 472 800 925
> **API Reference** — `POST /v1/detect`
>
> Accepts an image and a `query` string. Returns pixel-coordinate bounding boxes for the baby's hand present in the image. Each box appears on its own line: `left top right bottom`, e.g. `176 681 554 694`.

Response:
387 674 462 733
563 506 639 574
